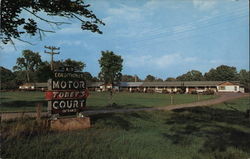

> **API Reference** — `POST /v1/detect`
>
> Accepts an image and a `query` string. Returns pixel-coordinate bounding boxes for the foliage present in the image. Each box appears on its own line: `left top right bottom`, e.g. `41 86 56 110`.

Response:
202 90 215 95
204 65 239 81
165 77 176 81
155 78 163 82
191 90 198 94
82 72 93 81
13 50 42 82
35 61 52 82
63 58 86 71
121 74 136 82
176 70 203 81
11 56 86 83
53 59 85 71
98 51 123 84
0 66 18 89
92 77 100 82
162 90 170 94
13 71 28 85
35 59 86 82
144 75 156 82
0 67 15 83
238 69 250 92
1 0 104 44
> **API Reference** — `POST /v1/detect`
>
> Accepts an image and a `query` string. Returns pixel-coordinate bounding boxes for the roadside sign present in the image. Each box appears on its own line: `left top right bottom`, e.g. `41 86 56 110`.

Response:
45 67 88 116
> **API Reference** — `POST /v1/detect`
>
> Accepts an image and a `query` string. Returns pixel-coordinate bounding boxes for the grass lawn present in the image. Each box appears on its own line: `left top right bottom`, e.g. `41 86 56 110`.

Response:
0 91 217 112
1 97 250 159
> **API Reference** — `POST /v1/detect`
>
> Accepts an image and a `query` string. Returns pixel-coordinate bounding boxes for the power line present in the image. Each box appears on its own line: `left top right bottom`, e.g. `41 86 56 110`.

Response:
128 13 248 47
139 6 248 36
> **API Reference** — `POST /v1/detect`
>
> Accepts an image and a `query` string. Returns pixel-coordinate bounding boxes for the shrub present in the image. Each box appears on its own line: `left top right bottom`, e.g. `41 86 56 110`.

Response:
176 89 185 94
162 90 170 94
202 90 215 95
191 90 197 94
146 89 154 93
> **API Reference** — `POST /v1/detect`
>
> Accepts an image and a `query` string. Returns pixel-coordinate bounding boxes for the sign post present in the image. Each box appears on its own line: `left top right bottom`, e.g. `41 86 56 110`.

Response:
45 67 90 130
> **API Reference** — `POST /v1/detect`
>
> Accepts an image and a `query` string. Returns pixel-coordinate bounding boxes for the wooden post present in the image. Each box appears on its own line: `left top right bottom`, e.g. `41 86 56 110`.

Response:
170 95 173 105
36 103 42 122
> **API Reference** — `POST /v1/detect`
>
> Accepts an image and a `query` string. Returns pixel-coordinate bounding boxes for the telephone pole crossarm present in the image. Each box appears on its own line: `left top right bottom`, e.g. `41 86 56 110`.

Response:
44 46 60 70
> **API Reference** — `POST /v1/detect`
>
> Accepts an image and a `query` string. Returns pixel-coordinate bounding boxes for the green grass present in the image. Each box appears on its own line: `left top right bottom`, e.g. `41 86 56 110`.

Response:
1 97 250 159
0 91 217 112
0 91 47 112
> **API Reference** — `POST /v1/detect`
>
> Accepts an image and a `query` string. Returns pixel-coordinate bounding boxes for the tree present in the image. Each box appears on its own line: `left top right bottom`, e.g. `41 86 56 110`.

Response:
204 65 239 81
13 50 42 82
144 75 156 82
239 69 250 92
121 74 136 82
0 66 18 89
63 58 86 71
176 70 203 81
1 0 105 44
155 78 163 82
34 59 85 82
13 70 28 85
165 77 176 81
53 59 85 71
35 61 52 82
92 77 100 82
82 72 93 81
98 51 123 85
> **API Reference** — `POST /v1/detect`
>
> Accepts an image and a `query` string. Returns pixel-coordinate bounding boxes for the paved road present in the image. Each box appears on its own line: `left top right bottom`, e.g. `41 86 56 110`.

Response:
1 93 249 121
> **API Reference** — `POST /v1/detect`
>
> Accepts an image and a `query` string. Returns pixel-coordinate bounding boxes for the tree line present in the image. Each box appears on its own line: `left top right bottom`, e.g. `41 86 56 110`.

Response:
1 49 249 92
143 66 249 91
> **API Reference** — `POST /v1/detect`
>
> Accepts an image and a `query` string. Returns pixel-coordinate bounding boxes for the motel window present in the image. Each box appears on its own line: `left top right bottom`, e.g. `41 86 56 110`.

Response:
234 86 237 91
219 86 225 90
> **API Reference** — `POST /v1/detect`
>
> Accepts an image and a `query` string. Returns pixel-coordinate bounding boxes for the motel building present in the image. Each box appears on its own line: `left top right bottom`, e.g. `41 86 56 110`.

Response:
87 81 245 93
19 81 245 93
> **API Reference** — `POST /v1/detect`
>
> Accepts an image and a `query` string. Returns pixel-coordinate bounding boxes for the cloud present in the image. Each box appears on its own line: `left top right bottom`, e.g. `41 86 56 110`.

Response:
192 0 217 10
107 4 142 21
56 40 85 46
173 24 196 34
124 53 198 69
0 40 28 54
57 24 83 35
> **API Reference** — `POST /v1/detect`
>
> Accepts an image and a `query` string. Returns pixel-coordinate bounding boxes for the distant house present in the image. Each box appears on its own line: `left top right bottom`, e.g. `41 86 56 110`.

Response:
19 83 47 91
19 83 35 90
87 82 103 92
18 81 245 93
217 81 243 93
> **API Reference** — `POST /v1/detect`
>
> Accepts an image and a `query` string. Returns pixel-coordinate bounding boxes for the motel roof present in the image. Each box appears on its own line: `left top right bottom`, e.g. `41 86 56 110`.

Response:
20 81 242 89
142 81 241 87
87 81 241 87
119 82 144 87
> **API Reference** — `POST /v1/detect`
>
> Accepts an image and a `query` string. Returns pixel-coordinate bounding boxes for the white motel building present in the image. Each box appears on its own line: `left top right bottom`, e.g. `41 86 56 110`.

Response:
19 81 245 93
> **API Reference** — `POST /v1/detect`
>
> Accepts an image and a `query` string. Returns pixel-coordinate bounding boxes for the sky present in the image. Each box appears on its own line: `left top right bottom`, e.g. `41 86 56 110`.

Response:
0 0 249 80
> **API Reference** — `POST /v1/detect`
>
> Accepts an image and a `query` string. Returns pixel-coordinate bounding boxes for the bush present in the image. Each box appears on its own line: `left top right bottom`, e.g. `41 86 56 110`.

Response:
162 90 170 94
176 89 185 94
191 90 197 94
202 90 215 95
146 89 154 93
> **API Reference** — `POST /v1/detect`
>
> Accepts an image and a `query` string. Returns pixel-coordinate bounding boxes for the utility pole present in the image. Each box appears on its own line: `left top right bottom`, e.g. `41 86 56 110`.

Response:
134 75 137 82
44 46 60 70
